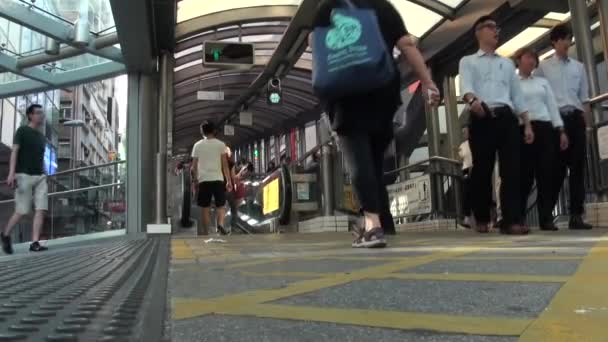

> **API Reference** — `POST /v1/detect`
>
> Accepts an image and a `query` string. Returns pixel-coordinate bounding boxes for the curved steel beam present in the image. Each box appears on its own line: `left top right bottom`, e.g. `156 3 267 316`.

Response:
175 100 300 121
175 5 298 41
176 25 288 52
0 62 126 99
175 83 317 107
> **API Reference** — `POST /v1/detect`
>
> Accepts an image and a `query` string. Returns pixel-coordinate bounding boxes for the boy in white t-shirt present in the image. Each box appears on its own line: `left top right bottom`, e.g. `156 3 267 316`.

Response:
191 121 232 235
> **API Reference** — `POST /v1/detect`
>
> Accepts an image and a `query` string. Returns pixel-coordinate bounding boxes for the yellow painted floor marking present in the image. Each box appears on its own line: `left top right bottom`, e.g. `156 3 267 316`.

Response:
171 240 195 260
239 271 569 284
173 247 488 320
376 273 569 283
457 256 584 261
224 303 532 336
519 235 608 342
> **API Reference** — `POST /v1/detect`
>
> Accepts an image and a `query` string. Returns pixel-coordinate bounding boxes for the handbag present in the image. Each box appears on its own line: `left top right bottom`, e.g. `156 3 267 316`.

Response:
312 0 396 99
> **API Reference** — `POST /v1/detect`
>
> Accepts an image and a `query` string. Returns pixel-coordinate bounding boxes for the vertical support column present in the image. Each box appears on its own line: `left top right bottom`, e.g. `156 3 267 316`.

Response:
569 0 604 199
127 72 159 234
598 0 608 83
155 52 172 224
425 94 444 217
444 76 463 219
318 114 335 216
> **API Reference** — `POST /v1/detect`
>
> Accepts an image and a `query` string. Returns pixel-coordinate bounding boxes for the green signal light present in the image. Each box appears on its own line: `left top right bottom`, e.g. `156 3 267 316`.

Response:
269 92 281 104
212 49 221 61
254 150 259 157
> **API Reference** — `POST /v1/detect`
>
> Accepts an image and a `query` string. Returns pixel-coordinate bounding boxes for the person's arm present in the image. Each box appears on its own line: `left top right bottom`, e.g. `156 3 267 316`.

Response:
510 71 533 143
7 145 19 187
544 79 564 129
396 35 439 104
221 153 232 190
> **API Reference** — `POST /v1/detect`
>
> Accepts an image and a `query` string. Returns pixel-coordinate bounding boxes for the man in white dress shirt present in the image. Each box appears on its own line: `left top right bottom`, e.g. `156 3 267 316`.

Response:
459 15 534 235
535 24 593 230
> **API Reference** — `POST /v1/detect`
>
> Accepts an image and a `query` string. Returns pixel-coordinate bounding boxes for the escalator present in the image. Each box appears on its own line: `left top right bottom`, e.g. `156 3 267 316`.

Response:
178 165 292 234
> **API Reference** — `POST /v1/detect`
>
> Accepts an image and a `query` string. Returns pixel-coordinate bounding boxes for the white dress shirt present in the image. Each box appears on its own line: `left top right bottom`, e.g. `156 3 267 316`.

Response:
535 55 589 112
459 50 527 114
519 74 563 128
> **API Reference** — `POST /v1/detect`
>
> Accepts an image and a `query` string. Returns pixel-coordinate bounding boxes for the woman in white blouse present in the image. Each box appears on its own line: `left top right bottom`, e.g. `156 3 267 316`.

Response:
515 47 569 231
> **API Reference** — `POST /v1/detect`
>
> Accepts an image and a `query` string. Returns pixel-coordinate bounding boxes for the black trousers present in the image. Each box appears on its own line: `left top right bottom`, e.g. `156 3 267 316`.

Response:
339 127 394 233
462 168 472 218
519 121 556 225
551 111 586 216
469 107 521 225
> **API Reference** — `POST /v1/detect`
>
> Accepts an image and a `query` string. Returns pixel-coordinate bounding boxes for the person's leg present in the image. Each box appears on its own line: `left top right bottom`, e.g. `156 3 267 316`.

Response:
565 114 591 228
469 117 497 231
32 176 48 245
214 181 228 234
535 122 558 227
3 213 23 237
550 115 569 212
197 182 213 235
496 113 522 231
339 133 385 247
519 125 535 223
2 174 32 254
371 134 395 235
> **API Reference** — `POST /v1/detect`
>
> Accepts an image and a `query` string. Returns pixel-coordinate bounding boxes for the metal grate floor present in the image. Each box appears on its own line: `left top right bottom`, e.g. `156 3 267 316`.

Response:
0 236 169 341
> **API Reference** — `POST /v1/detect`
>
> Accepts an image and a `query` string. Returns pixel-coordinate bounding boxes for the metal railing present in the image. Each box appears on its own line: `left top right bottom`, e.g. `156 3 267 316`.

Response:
0 161 126 243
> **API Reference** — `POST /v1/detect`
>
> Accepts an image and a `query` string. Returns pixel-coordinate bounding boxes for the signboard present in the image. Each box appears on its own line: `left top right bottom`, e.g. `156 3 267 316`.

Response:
224 125 235 136
202 41 255 68
263 178 280 215
240 111 253 126
197 91 224 101
598 125 608 160
343 185 359 213
296 183 310 201
387 175 432 218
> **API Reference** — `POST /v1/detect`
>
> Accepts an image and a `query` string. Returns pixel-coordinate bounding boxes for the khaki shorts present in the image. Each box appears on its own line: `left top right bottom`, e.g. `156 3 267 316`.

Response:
15 174 48 215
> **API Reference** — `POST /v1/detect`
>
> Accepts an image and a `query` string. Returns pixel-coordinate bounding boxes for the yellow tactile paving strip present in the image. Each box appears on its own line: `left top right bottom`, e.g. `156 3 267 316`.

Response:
171 232 608 341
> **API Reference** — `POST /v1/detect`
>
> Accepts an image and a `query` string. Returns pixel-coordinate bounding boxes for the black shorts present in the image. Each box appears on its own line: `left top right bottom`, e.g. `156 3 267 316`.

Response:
197 181 226 208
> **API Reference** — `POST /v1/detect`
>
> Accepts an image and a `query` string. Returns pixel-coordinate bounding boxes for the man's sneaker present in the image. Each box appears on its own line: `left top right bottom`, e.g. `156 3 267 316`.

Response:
569 216 592 230
1 233 13 255
29 241 48 252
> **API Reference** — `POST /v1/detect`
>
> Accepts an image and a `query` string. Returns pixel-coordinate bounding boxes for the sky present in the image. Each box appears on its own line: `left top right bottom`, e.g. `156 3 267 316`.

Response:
115 74 128 136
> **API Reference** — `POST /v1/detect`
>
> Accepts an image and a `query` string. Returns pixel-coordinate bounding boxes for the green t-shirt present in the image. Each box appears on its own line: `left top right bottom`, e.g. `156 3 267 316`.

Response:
13 125 46 175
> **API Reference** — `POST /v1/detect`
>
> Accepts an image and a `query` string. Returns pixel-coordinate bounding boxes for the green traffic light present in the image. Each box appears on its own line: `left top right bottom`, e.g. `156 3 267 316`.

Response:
269 93 281 104
254 150 259 157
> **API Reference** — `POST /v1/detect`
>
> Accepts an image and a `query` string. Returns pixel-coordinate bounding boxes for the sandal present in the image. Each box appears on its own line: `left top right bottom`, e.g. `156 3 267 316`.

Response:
352 226 387 248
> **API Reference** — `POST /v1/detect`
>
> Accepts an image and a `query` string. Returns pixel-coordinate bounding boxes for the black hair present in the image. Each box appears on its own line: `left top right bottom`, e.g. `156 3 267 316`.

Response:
201 121 216 136
513 47 539 68
550 24 572 43
26 104 42 121
472 15 495 32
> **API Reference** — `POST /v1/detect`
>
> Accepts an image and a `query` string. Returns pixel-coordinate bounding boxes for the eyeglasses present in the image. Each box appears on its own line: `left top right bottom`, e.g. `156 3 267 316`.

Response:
476 22 500 32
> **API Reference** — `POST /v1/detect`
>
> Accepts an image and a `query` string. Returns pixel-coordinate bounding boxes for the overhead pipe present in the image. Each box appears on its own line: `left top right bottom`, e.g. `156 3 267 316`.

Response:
44 37 60 55
17 33 119 69
73 0 91 47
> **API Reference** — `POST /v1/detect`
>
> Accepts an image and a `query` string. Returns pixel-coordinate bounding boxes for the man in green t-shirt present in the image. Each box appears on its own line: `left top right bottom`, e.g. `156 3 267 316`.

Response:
1 104 49 254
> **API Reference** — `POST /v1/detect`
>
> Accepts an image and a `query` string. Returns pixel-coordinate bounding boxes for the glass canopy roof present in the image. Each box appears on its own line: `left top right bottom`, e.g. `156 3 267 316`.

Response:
177 0 467 37
0 0 124 97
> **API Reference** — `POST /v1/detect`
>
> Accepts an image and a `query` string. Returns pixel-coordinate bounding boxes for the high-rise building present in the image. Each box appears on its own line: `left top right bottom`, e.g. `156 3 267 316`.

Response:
57 79 120 171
